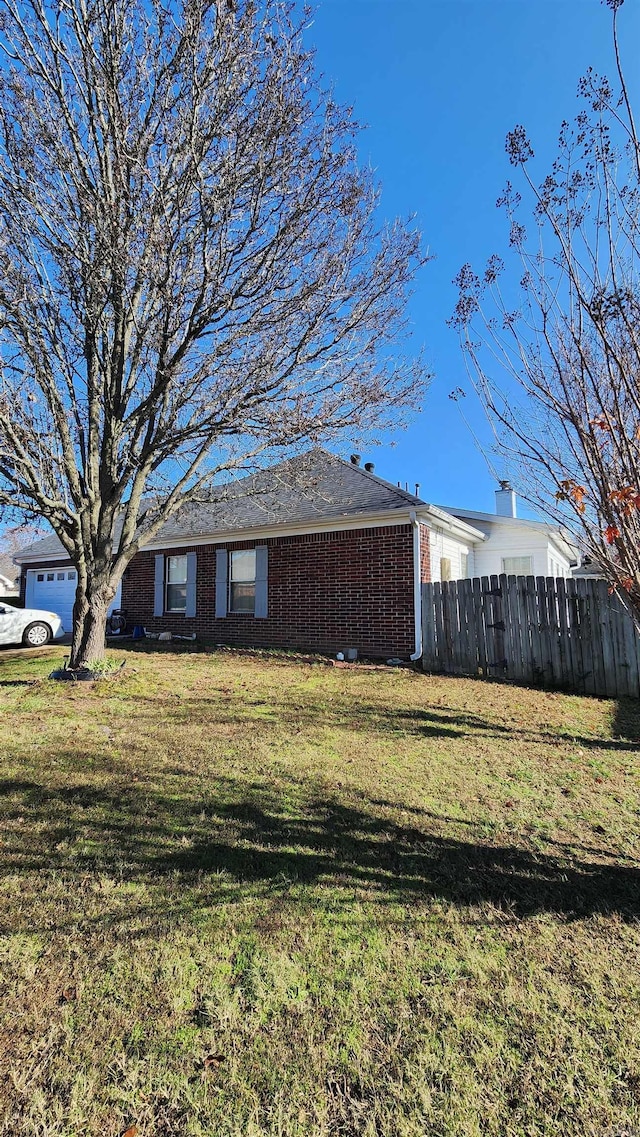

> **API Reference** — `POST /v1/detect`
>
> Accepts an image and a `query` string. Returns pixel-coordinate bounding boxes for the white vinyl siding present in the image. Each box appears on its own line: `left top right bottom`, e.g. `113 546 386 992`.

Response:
429 531 473 582
472 524 572 580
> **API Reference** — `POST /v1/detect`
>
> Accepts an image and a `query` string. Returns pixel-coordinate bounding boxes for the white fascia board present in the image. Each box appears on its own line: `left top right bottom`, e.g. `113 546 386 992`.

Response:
15 507 485 560
141 509 417 551
418 506 486 543
440 506 551 528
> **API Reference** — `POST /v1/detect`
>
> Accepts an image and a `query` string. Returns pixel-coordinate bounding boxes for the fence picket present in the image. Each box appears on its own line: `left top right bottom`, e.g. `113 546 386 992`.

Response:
618 592 640 698
555 577 572 690
504 575 521 683
565 579 586 693
421 583 435 671
473 577 488 676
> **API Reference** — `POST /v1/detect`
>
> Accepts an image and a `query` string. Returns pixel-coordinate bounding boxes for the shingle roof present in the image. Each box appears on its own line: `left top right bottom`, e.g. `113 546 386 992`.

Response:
15 449 425 560
158 449 424 539
11 532 68 562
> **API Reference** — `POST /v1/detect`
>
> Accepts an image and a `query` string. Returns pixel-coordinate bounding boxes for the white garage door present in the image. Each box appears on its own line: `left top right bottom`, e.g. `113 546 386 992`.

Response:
26 568 121 633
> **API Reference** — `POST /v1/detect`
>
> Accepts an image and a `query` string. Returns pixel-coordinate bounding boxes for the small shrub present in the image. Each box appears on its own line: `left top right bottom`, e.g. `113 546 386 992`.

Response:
87 657 125 677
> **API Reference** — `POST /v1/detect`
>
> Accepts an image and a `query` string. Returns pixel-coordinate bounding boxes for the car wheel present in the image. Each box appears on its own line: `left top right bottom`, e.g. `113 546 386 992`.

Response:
22 622 52 648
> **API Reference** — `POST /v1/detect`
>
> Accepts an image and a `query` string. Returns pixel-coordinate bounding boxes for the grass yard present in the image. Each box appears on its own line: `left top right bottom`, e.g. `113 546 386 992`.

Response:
0 644 639 1137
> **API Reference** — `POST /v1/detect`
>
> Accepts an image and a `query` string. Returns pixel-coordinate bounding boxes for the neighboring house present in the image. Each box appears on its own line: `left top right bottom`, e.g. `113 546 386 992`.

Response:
12 454 579 657
0 554 20 597
571 554 606 580
437 483 579 582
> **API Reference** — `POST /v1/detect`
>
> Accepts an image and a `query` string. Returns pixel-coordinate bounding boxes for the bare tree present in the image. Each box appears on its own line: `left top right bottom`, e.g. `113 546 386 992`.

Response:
0 0 427 666
0 522 44 556
451 0 640 622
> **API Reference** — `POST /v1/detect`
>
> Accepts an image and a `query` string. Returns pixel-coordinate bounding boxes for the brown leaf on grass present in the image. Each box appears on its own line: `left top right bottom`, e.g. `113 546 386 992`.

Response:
61 985 76 1002
121 1128 138 1137
203 1054 226 1070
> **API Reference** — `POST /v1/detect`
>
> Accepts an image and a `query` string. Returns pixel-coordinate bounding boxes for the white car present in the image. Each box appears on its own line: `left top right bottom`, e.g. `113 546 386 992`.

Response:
0 602 65 647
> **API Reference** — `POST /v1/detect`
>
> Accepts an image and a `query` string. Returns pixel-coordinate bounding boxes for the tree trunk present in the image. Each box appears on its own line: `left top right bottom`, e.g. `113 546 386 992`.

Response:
69 590 109 668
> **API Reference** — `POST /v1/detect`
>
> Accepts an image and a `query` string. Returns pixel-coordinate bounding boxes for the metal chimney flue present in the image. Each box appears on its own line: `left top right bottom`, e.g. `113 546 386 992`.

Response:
364 461 375 473
350 454 361 466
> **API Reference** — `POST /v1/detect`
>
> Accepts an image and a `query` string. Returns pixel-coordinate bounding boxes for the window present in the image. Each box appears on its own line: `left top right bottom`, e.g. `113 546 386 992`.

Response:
502 556 533 576
460 553 469 579
440 557 452 582
57 572 65 581
165 555 187 612
37 573 44 582
230 549 256 613
68 571 76 581
46 572 54 581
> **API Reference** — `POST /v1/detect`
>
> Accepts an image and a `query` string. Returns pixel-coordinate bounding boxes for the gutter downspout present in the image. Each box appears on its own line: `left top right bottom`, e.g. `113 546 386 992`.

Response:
409 510 422 661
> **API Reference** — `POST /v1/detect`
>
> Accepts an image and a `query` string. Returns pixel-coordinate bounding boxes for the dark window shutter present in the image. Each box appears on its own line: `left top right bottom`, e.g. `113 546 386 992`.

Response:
153 555 165 616
185 552 197 617
215 548 228 618
255 545 268 618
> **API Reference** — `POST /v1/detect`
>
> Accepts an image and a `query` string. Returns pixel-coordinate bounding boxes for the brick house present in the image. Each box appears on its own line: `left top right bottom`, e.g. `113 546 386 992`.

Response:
13 450 483 658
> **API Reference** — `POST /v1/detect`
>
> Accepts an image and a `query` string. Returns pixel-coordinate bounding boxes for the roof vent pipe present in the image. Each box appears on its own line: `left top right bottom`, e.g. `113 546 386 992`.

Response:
495 482 517 517
364 461 375 472
350 454 361 466
415 483 420 497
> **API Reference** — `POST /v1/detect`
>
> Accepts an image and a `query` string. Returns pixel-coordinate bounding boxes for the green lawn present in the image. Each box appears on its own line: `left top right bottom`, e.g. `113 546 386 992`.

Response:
0 644 639 1137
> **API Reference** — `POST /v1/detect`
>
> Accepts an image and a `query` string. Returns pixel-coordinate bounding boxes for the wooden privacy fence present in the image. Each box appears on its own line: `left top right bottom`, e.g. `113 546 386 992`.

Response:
421 575 640 699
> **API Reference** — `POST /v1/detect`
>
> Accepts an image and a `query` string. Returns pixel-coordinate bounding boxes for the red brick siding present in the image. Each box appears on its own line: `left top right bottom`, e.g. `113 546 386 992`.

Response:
122 524 421 657
419 524 431 584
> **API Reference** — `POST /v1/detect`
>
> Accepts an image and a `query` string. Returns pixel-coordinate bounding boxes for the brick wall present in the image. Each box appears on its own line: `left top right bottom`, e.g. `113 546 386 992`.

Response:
121 523 424 657
419 524 431 584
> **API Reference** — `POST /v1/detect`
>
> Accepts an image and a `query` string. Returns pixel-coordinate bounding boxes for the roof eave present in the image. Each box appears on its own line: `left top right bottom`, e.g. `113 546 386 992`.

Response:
418 506 486 542
142 507 424 550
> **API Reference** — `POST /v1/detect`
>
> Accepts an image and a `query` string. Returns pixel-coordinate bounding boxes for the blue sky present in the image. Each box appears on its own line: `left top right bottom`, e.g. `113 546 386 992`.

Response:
306 0 640 516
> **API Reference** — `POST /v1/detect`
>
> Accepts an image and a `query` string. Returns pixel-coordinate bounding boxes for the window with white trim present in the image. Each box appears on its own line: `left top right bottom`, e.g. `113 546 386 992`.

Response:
166 555 187 612
502 556 533 575
230 550 256 613
460 553 469 579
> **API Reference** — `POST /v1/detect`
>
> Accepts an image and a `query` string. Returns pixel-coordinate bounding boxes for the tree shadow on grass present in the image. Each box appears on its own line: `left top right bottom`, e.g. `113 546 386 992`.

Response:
93 688 640 753
613 698 640 740
0 772 638 932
